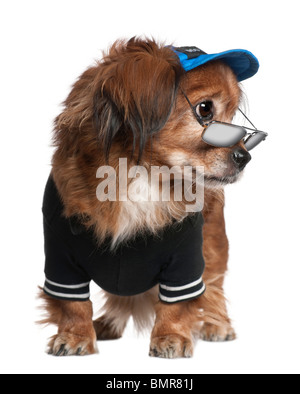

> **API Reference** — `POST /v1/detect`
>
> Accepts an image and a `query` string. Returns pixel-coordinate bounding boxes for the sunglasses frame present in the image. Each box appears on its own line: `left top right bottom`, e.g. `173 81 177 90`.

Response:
182 91 268 151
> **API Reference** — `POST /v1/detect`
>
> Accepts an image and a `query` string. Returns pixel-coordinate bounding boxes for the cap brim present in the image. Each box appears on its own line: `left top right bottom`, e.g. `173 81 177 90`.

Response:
173 48 259 82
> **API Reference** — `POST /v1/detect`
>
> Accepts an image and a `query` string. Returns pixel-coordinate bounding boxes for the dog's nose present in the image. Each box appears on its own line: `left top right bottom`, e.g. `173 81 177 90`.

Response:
231 148 252 171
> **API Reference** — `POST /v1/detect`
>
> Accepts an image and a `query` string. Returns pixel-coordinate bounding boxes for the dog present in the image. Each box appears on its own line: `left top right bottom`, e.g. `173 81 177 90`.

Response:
39 37 258 358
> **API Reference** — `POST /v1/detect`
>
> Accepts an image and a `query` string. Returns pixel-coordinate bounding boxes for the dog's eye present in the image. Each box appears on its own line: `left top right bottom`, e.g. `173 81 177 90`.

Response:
196 101 214 121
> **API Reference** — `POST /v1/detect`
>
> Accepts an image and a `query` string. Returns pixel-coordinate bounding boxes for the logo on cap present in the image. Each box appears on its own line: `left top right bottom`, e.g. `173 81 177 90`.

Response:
174 46 207 59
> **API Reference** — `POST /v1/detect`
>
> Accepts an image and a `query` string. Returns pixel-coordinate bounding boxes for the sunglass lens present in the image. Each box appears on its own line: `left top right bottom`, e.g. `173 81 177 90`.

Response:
244 132 266 151
202 123 246 148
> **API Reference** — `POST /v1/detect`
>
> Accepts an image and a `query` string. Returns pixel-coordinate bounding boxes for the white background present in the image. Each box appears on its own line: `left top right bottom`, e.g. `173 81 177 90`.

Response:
1 0 299 374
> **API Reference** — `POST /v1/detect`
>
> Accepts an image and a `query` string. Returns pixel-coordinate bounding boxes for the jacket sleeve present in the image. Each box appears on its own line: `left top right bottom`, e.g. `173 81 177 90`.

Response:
43 217 91 302
42 176 91 301
158 213 206 304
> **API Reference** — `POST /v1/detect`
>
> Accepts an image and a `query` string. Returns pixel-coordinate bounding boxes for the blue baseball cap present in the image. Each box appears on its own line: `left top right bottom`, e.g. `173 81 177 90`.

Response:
171 46 259 82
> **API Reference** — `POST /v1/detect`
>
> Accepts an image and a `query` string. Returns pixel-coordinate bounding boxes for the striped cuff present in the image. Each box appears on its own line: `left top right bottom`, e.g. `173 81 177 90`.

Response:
159 277 206 304
43 278 90 301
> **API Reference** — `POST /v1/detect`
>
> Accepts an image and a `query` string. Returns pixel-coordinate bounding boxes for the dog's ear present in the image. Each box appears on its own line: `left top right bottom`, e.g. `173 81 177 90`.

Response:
93 38 184 162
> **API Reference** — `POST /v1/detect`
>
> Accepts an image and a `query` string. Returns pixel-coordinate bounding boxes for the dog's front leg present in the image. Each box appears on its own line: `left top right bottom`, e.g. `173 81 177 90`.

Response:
198 190 236 341
40 292 97 356
149 300 199 358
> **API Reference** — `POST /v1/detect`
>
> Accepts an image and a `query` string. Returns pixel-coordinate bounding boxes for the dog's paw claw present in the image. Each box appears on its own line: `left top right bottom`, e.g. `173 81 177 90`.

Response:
76 347 82 355
55 344 66 356
149 334 193 359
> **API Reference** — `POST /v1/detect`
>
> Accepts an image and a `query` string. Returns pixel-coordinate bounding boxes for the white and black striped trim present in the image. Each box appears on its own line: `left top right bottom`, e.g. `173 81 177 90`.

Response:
43 278 90 301
159 276 206 304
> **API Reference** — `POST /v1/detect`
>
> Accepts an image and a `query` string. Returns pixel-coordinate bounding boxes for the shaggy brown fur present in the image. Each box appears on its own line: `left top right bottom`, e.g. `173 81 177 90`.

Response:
39 37 245 357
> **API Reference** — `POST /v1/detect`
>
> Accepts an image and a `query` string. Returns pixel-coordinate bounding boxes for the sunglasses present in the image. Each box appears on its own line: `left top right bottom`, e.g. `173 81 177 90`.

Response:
183 92 268 151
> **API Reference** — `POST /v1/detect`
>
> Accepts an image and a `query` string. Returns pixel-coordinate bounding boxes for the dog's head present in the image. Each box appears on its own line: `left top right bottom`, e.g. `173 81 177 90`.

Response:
55 37 250 191
90 38 250 189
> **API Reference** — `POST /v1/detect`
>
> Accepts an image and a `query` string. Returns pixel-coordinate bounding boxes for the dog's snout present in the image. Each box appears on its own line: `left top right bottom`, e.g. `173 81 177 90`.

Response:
231 148 252 171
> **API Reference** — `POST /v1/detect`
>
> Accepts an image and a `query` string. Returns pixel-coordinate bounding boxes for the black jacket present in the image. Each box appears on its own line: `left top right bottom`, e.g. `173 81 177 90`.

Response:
42 176 206 304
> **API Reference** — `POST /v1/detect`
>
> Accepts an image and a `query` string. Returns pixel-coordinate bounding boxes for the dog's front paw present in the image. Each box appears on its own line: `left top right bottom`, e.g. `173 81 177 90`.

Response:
149 334 193 359
48 332 98 356
200 323 236 342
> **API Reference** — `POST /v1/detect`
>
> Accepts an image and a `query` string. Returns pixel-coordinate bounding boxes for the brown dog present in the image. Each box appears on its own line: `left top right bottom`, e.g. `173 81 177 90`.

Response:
39 38 250 358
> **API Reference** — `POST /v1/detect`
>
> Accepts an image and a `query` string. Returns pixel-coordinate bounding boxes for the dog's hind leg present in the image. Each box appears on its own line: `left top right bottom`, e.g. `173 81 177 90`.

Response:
93 293 130 340
94 288 157 340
